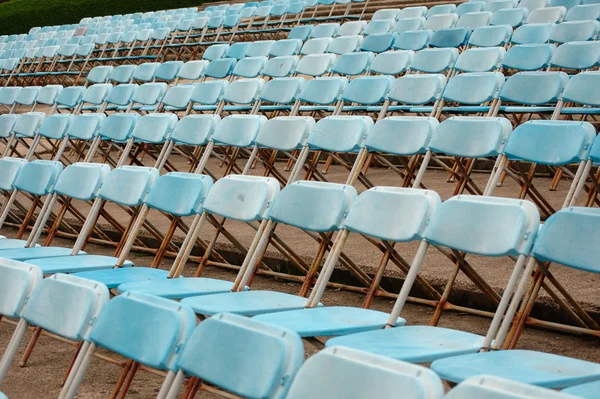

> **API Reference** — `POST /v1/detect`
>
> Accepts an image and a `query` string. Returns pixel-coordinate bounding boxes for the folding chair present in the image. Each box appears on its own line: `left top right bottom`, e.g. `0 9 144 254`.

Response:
565 3 600 19
520 0 551 10
392 17 426 33
0 273 109 387
454 47 505 72
2 112 46 160
550 20 600 43
429 27 472 49
368 50 414 76
327 195 540 362
286 347 444 399
486 0 518 13
429 4 458 17
408 48 458 75
550 42 600 72
446 376 583 398
502 44 556 72
456 11 493 29
527 6 567 23
393 30 433 51
425 13 459 31
159 313 303 399
430 208 600 389
490 8 529 27
61 291 196 399
511 23 554 44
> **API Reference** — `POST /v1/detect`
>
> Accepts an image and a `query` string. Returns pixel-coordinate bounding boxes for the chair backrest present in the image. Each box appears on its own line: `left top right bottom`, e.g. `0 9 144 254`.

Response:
550 20 600 43
519 0 551 10
0 259 43 318
90 291 196 370
393 30 432 50
210 114 266 148
527 6 567 23
190 80 228 106
298 76 347 105
369 50 413 75
131 82 167 106
268 180 357 232
410 48 458 73
202 175 280 222
66 113 105 141
511 23 554 44
110 64 136 83
52 162 110 201
21 273 109 341
399 6 427 19
338 21 367 36
565 3 600 20
269 38 302 57
499 71 568 104
429 4 458 17
307 115 372 153
392 17 426 33
341 75 394 105
222 78 264 105
387 74 447 105
161 84 194 109
487 0 518 12
550 0 583 9
170 114 220 146
177 60 208 81
425 195 540 257
255 116 314 152
503 120 595 166
226 42 250 60
232 56 267 78
327 35 363 55
457 11 492 29
442 72 504 104
300 37 331 55
502 44 556 70
97 112 139 141
490 8 529 27
287 346 444 399
97 166 159 207
428 117 512 159
82 83 112 105
295 53 335 76
155 61 183 81
445 375 582 398
332 52 373 76
37 113 71 140
130 113 177 143
204 58 236 79
373 8 401 20
550 41 600 70
364 19 394 35
365 116 438 156
288 25 313 41
457 1 485 16
175 313 304 399
455 47 505 72
0 114 17 139
13 112 45 138
425 13 459 30
0 86 20 106
55 86 85 108
14 86 40 106
246 40 275 57
203 43 229 61
562 71 600 106
359 32 397 53
260 77 304 105
310 23 340 38
263 55 298 78
429 27 471 48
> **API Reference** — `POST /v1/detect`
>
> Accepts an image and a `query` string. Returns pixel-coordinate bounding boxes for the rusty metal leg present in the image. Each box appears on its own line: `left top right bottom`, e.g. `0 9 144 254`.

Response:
117 361 140 399
19 326 42 367
61 341 84 386
109 359 134 399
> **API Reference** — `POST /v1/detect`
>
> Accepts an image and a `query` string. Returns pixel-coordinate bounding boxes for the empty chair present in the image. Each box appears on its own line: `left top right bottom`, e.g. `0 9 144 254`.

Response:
225 42 250 60
409 48 458 73
327 35 363 54
487 0 519 12
457 1 486 16
429 27 471 48
132 62 160 82
469 25 513 46
176 60 208 83
232 56 267 78
527 6 567 23
364 19 394 35
372 8 401 20
202 43 229 61
338 21 367 36
295 54 336 76
490 7 529 27
502 44 556 70
262 56 298 78
246 40 275 57
519 0 551 10
425 13 459 30
286 347 444 399
398 6 428 19
109 64 136 83
332 52 373 76
446 376 584 398
565 3 600 19
455 47 506 72
512 23 555 43
369 50 413 75
86 65 114 85
300 37 332 55
457 11 493 29
561 71 600 116
550 0 583 9
269 38 303 57
393 30 432 50
428 4 458 17
392 17 426 33
310 23 340 38
383 74 447 115
359 32 397 53
550 41 600 70
288 25 313 41
154 61 183 82
550 20 600 42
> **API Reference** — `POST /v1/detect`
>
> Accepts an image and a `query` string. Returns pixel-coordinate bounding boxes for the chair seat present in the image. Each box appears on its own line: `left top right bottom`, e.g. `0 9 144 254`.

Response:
72 267 169 289
181 290 316 316
253 306 405 337
430 350 600 389
117 277 242 299
0 238 39 249
563 380 600 398
0 247 83 261
325 326 484 363
26 255 133 274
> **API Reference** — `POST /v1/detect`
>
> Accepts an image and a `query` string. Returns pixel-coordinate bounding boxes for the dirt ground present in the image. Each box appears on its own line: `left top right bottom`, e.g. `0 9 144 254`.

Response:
0 236 599 398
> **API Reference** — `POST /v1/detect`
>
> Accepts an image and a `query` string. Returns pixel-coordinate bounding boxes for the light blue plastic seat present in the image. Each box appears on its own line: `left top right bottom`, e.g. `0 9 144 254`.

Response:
455 47 506 72
490 7 529 26
292 348 443 399
307 116 373 153
502 44 556 70
66 113 105 141
565 3 600 19
428 4 458 18
409 48 458 73
327 35 363 55
563 380 600 398
364 19 394 35
327 195 540 363
262 56 298 78
169 114 221 146
163 313 303 399
105 83 138 108
499 71 568 110
527 6 567 23
80 83 112 109
368 50 413 75
288 25 313 41
550 41 600 70
155 61 183 82
132 62 159 82
551 0 583 9
425 13 459 30
130 113 177 143
202 43 229 61
393 30 432 50
55 86 85 110
246 40 275 57
359 32 397 53
511 23 555 43
0 86 20 107
385 74 447 112
551 20 600 42
96 112 140 142
181 181 357 317
0 114 16 138
225 42 250 60
161 84 194 111
338 21 367 36
33 85 62 107
365 117 438 156
65 292 196 397
310 23 340 38
447 376 584 398
109 64 136 83
331 52 373 76
260 77 305 107
37 114 71 140
487 0 518 12
176 60 208 82
232 56 267 78
210 114 266 148
457 1 486 16
12 112 45 138
562 71 600 111
503 120 594 167
295 53 336 76
300 37 331 55
457 11 493 29
268 38 302 57
221 78 264 111
392 17 426 33
429 27 471 47
0 259 42 325
191 80 228 111
298 76 347 110
14 86 40 108
254 116 314 152
204 58 236 79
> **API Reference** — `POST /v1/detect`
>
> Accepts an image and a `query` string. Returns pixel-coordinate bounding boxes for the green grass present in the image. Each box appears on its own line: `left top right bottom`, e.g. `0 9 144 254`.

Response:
0 0 213 35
